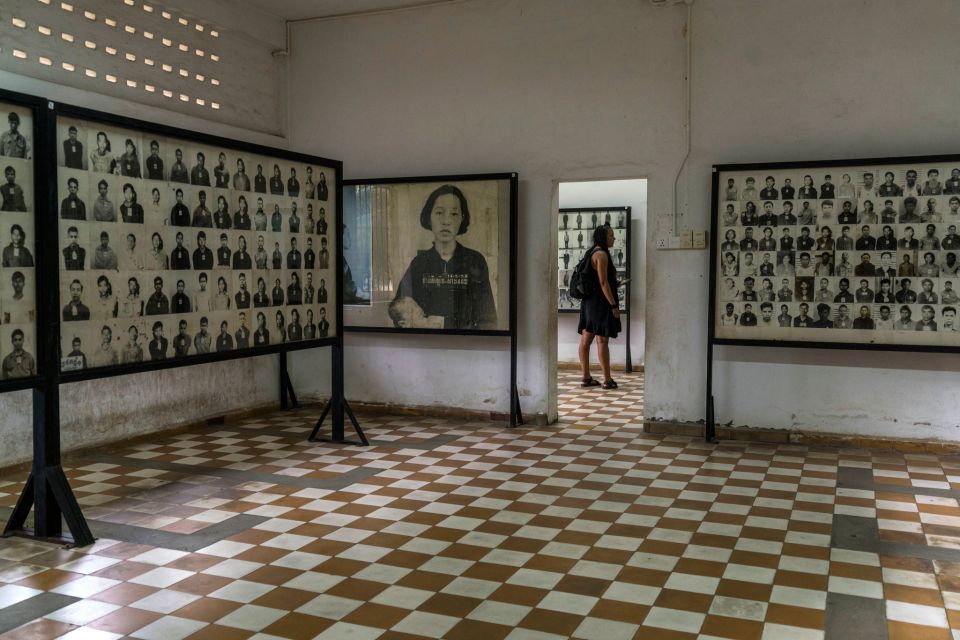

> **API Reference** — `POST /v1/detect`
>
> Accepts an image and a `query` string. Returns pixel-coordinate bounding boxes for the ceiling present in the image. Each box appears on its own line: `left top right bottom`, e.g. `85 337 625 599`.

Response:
244 0 457 21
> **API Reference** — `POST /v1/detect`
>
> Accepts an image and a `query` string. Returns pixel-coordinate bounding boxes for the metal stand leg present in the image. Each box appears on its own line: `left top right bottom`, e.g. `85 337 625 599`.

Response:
3 387 95 547
279 352 299 410
513 385 524 426
308 398 368 446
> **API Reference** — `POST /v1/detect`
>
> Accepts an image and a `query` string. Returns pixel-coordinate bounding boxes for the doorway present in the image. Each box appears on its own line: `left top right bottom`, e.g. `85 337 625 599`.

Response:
556 179 647 420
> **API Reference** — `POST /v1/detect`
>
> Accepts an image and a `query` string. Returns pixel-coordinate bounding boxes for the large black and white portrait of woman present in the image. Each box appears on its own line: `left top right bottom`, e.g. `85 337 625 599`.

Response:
392 184 496 330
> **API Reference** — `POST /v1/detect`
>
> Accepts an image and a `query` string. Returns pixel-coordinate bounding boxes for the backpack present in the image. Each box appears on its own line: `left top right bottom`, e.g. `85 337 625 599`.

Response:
568 248 597 300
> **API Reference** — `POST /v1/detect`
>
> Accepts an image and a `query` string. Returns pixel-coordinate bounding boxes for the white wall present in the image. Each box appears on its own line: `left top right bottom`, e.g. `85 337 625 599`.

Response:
687 0 960 440
287 0 684 421
557 180 647 367
289 0 960 440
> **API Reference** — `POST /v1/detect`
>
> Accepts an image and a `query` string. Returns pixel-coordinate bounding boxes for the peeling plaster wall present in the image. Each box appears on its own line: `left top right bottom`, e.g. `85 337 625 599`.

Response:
287 0 684 422
557 179 647 368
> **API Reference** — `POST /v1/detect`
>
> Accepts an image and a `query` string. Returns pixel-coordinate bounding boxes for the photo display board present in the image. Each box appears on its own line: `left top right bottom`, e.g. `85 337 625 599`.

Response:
0 98 39 381
55 108 339 373
712 161 960 349
343 174 515 333
557 207 629 313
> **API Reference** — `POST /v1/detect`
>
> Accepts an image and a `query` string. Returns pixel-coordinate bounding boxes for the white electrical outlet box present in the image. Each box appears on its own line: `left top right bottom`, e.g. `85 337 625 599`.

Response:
693 229 707 249
656 236 668 249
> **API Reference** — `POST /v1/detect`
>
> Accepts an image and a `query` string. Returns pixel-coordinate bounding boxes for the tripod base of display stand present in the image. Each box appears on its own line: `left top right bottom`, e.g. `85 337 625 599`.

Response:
512 385 523 427
308 398 368 446
279 352 299 410
3 467 96 548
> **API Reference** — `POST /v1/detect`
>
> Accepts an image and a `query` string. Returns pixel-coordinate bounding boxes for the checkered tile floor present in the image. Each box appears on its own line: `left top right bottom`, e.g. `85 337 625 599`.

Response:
0 372 959 638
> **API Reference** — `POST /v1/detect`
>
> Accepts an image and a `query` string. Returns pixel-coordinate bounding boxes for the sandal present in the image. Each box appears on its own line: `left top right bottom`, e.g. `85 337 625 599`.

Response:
602 379 618 389
581 378 601 388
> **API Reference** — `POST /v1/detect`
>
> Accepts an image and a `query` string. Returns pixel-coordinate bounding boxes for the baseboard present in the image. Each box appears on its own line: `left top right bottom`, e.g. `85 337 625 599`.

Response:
643 419 960 453
348 400 511 424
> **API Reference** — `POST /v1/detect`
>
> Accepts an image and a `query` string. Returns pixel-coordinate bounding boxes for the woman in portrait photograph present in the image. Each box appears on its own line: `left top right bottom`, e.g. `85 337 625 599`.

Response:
147 232 168 270
90 131 114 174
89 325 118 368
275 309 287 343
722 251 739 277
94 275 118 320
270 164 284 195
120 183 144 223
798 174 818 199
577 225 621 390
118 276 144 317
214 195 232 229
721 229 738 251
254 311 269 345
213 276 231 310
119 139 141 178
393 184 496 330
233 158 251 191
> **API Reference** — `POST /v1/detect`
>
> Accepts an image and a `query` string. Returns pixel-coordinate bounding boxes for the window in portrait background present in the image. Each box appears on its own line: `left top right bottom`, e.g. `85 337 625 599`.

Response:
344 178 512 332
713 163 960 349
0 101 38 381
342 186 373 305
56 111 339 373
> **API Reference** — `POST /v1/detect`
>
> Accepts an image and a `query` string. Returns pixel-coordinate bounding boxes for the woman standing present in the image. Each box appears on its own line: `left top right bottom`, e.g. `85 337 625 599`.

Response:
578 225 621 389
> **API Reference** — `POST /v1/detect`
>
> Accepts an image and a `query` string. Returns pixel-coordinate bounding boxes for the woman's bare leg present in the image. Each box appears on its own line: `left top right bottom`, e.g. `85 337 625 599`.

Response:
579 331 595 379
596 335 611 381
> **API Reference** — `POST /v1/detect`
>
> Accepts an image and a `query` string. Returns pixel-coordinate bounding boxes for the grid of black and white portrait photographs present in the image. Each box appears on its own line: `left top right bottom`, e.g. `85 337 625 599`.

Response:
713 164 960 348
55 114 338 372
0 103 38 380
557 208 629 313
343 176 513 332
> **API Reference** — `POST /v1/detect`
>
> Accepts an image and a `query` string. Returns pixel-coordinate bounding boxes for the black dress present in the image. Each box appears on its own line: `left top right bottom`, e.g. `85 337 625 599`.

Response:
577 247 621 338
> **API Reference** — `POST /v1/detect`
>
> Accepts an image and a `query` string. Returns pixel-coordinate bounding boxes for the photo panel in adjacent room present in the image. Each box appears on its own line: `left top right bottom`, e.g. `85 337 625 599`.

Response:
557 208 630 314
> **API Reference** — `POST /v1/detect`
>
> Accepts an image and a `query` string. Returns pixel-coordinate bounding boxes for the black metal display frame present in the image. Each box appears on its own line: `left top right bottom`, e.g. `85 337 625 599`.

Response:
341 173 522 427
557 206 633 373
3 92 350 548
0 89 92 547
706 155 960 442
